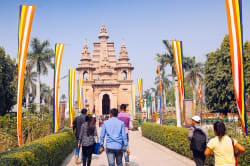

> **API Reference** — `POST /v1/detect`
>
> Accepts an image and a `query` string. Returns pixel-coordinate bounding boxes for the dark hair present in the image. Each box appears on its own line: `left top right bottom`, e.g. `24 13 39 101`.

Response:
120 104 127 110
81 108 87 114
111 108 118 117
214 121 226 141
85 115 95 136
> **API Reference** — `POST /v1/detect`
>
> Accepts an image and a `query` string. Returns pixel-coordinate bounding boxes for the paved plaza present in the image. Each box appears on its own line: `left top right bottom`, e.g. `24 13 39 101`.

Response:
61 129 195 166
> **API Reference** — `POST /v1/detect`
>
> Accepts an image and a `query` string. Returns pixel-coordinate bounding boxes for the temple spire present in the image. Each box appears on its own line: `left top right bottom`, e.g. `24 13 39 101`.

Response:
84 38 87 48
98 19 109 39
81 38 90 61
119 39 129 62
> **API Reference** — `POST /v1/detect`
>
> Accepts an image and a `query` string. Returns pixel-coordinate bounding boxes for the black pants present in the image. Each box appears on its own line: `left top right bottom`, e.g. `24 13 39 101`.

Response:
82 145 95 166
193 151 206 166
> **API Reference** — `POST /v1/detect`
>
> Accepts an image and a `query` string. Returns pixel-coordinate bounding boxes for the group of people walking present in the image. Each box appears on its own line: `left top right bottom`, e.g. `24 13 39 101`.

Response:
73 107 245 166
188 115 246 166
73 104 133 166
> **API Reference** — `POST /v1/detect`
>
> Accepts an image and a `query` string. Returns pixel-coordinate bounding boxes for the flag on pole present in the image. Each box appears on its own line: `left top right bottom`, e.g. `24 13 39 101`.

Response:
198 81 202 101
78 80 83 112
150 95 153 122
172 41 185 124
157 66 163 124
225 0 247 136
17 5 36 146
83 87 86 108
137 78 143 123
53 43 65 133
69 69 76 127
131 85 136 119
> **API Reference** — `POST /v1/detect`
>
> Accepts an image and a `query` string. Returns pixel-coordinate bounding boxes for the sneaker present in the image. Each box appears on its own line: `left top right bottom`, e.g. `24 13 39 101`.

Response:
125 163 130 166
75 157 79 164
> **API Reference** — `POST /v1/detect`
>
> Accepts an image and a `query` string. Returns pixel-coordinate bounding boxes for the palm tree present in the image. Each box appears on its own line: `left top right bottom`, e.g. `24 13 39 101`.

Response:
40 84 53 111
60 94 66 102
155 40 176 86
185 57 204 110
28 38 54 112
155 40 193 85
143 89 151 103
23 63 36 109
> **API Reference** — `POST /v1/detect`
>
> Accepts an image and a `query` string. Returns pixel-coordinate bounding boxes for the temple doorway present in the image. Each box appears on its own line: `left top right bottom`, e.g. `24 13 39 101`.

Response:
102 94 110 115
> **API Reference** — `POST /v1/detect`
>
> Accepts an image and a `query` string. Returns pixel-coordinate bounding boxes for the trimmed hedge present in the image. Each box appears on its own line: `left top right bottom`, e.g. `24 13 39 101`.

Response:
162 119 177 126
142 123 250 166
0 128 75 166
132 120 140 131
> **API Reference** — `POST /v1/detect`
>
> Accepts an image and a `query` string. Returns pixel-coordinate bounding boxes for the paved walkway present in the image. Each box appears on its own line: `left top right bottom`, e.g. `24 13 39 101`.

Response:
61 129 195 166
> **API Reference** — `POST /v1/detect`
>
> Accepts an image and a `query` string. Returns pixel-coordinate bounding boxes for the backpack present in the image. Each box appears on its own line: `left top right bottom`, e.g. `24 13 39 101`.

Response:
190 126 207 153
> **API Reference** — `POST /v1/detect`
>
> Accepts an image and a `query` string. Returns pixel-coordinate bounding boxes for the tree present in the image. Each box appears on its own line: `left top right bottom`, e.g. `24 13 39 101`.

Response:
0 47 17 115
243 41 250 112
42 85 53 111
60 94 66 102
205 35 240 114
23 63 36 109
155 40 193 109
185 56 204 109
155 40 176 87
28 38 54 112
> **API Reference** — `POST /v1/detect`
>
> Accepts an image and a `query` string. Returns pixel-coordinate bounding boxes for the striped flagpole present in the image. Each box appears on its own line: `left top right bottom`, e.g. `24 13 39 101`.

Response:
69 69 76 127
78 80 83 112
172 41 185 125
17 5 36 146
157 66 163 124
68 69 71 127
225 0 247 136
71 69 76 125
53 43 64 133
131 85 136 120
83 88 86 108
150 95 153 122
137 79 143 123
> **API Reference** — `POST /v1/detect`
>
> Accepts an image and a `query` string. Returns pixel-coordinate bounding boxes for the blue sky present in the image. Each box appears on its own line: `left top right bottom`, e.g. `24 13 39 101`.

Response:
0 0 250 98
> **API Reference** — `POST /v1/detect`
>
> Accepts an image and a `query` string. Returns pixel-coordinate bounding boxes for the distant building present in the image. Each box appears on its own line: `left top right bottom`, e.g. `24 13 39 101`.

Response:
77 22 134 115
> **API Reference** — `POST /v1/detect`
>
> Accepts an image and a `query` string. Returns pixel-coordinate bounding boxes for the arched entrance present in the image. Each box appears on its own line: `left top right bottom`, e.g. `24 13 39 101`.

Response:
102 94 110 115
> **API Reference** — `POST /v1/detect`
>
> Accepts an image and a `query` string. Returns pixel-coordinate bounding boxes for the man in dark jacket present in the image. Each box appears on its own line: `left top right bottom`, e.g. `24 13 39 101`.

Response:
73 108 87 164
188 115 209 166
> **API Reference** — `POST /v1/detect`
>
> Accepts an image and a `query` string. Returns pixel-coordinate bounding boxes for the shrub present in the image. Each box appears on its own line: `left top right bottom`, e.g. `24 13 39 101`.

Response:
162 119 177 126
0 112 53 152
132 120 140 131
0 128 75 166
142 123 249 166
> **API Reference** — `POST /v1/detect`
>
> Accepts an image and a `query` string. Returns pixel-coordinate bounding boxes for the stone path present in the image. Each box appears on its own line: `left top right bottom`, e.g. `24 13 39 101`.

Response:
61 129 195 166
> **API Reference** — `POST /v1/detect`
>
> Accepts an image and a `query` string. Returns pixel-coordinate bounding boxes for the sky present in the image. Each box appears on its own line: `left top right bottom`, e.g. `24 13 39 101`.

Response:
0 0 250 99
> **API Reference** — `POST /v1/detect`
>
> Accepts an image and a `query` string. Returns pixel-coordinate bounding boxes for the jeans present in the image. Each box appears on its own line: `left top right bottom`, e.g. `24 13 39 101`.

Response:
106 148 123 166
75 138 83 160
75 138 80 158
123 134 129 163
193 151 205 166
82 145 94 166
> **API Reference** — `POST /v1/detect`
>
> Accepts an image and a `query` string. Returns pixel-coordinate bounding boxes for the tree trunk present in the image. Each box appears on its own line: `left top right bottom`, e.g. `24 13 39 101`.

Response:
26 92 29 109
36 71 40 112
193 88 196 114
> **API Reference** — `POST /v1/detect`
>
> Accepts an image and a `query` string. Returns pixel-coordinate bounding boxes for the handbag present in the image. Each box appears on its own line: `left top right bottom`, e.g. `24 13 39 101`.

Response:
93 133 101 155
93 142 101 154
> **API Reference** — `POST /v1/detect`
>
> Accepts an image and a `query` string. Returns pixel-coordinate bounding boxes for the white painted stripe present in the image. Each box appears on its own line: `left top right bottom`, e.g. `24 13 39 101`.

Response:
173 42 180 75
228 0 239 100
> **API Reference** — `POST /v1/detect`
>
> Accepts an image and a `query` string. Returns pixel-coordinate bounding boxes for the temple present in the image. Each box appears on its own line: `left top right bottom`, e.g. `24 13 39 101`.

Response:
76 22 134 115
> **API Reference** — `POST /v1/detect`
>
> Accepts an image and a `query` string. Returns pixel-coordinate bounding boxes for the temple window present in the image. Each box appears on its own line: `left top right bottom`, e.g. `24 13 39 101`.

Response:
83 71 88 80
122 71 127 80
